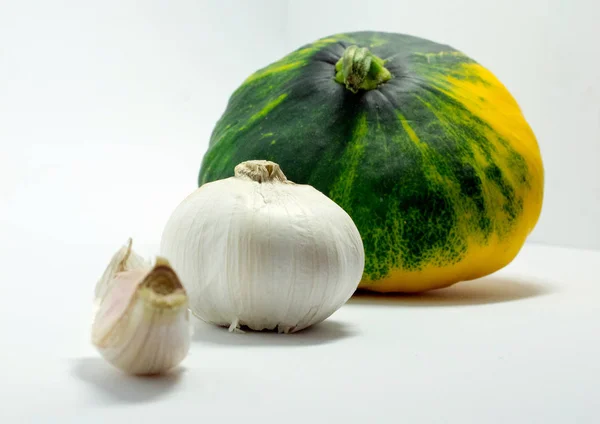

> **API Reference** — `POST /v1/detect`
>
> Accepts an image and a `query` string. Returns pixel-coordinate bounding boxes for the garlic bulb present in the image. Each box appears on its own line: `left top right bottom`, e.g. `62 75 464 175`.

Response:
92 240 190 375
160 160 365 333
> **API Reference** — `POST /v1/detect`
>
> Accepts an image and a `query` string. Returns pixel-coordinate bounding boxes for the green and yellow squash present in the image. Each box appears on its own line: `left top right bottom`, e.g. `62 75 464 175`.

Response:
198 31 544 293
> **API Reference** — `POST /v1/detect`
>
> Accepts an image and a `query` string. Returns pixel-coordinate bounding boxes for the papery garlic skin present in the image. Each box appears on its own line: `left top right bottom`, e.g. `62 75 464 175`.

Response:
92 251 190 375
160 160 365 333
95 238 149 303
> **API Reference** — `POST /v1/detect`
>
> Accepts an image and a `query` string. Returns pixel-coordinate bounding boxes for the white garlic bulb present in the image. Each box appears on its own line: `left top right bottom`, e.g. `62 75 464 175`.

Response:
160 160 365 333
92 240 190 375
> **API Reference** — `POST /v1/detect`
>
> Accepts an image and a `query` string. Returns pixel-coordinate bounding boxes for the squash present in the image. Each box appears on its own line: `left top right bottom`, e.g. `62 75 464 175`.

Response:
198 31 544 293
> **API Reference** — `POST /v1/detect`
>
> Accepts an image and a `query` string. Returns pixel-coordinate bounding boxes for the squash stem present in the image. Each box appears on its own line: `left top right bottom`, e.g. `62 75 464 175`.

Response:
334 45 392 93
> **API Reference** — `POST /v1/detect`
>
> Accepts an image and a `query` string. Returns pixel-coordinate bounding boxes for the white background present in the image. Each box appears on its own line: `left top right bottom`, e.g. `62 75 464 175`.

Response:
1 0 288 254
1 1 599 423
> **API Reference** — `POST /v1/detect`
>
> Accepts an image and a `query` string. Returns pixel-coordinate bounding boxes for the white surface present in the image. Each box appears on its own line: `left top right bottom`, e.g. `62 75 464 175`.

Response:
286 0 600 250
1 237 599 423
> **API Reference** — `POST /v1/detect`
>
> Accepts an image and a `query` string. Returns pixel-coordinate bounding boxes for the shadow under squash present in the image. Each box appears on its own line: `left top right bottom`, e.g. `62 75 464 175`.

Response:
192 318 359 347
70 357 185 405
348 275 554 307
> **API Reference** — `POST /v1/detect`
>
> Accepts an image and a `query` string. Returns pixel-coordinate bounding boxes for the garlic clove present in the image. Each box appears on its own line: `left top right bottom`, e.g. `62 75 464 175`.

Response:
95 238 150 303
92 253 190 376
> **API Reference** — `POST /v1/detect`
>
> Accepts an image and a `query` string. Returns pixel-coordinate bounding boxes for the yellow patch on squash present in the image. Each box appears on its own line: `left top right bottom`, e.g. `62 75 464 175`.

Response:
365 63 545 292
443 63 544 234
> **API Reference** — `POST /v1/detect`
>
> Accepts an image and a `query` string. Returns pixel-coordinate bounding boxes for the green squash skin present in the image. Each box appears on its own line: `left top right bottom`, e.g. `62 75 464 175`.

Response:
198 31 535 285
